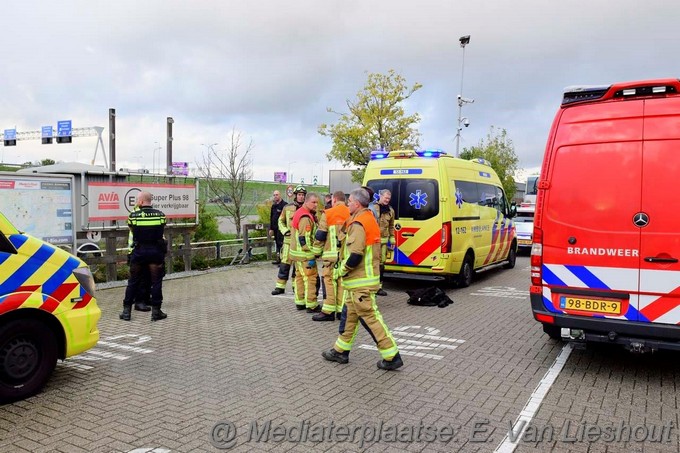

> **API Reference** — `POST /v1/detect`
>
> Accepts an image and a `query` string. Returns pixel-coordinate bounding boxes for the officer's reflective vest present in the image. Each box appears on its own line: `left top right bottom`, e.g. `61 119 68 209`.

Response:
341 209 381 289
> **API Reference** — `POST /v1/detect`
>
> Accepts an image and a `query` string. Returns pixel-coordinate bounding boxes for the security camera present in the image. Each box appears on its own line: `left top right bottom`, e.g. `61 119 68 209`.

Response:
463 118 470 127
459 35 470 46
457 94 461 100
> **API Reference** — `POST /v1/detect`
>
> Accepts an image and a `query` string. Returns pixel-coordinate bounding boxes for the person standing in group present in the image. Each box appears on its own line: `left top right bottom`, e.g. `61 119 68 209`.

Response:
127 201 151 312
371 189 395 296
324 193 333 210
120 191 168 322
289 192 321 312
322 188 403 370
269 190 287 265
311 191 350 321
271 186 306 295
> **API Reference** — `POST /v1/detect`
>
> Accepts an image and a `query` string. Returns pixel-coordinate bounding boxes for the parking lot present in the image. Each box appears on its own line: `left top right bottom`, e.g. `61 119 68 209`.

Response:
1 256 679 452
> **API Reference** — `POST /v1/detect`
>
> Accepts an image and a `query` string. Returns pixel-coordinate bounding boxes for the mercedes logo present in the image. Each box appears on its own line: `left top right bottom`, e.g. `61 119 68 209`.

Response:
633 212 649 228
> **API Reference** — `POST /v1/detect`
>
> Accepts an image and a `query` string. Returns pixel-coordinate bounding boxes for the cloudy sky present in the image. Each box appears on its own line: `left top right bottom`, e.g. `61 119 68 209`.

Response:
1 0 677 184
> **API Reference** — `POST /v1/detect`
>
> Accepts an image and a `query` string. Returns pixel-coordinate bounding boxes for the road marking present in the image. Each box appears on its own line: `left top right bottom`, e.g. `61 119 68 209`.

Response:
360 326 465 361
84 349 130 360
98 341 153 354
127 449 171 453
471 286 527 299
493 343 573 453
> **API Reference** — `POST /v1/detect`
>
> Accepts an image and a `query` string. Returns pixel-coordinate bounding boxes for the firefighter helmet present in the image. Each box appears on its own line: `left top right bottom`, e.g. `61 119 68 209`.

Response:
293 185 307 195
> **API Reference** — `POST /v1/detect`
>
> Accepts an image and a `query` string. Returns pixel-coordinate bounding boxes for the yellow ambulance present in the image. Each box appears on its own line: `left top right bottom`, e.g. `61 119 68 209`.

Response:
364 149 517 286
0 211 100 403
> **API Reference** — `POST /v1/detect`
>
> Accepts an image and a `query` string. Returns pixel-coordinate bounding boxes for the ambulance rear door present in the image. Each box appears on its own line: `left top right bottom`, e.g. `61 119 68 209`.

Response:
365 160 442 269
637 96 680 325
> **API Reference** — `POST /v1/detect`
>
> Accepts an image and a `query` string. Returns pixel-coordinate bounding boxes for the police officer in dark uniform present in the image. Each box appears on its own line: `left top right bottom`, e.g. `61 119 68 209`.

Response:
120 191 168 322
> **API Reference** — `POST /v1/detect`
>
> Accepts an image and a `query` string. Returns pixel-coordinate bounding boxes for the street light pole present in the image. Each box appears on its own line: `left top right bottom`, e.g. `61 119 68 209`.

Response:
288 161 296 184
455 35 474 157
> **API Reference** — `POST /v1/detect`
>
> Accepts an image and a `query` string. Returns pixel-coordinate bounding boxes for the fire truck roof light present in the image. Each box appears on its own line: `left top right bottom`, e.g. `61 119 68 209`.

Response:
652 86 667 93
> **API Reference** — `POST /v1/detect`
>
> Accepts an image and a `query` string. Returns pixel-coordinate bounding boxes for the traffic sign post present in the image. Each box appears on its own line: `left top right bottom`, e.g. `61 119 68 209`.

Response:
57 120 72 144
3 129 16 146
42 126 53 145
286 185 294 198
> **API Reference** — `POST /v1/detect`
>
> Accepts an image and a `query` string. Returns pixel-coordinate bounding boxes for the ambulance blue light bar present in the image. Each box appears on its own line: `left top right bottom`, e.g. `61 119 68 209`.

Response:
415 149 446 158
370 150 389 160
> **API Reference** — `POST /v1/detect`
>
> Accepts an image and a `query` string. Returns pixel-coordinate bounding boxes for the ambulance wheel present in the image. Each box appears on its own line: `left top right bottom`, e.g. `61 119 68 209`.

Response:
542 324 562 340
457 253 474 288
0 319 58 404
503 244 517 269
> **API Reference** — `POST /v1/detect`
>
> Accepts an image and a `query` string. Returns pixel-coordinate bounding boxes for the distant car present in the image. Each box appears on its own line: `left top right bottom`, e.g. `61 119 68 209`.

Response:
514 208 534 252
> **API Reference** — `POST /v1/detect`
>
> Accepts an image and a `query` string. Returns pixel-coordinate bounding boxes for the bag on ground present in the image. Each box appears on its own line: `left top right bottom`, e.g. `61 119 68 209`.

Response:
406 287 453 308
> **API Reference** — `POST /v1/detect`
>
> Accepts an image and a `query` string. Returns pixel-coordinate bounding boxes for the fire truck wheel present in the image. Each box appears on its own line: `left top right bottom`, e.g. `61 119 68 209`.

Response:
457 252 474 288
0 319 58 404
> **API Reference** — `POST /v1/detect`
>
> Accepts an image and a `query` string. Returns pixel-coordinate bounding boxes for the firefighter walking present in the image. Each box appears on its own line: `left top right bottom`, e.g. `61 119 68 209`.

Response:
311 190 350 321
322 188 403 370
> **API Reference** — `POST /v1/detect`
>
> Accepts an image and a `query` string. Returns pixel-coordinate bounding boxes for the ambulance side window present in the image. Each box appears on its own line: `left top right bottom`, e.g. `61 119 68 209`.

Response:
0 233 17 255
453 180 478 204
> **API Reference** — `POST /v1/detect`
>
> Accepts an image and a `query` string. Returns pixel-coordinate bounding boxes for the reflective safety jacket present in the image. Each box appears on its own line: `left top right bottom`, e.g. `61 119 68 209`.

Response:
289 207 317 261
278 204 298 245
340 208 381 289
371 203 396 245
311 202 350 263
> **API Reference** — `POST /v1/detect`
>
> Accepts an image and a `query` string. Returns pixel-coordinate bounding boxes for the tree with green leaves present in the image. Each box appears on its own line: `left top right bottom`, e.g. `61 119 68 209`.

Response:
459 126 519 200
318 69 422 182
41 158 55 166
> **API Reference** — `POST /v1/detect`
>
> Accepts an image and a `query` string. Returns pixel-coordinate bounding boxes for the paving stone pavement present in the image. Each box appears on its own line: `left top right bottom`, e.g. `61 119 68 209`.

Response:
1 257 679 452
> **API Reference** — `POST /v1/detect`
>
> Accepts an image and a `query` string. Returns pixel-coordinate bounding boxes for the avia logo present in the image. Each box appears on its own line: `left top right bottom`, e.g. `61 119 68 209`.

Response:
98 192 120 210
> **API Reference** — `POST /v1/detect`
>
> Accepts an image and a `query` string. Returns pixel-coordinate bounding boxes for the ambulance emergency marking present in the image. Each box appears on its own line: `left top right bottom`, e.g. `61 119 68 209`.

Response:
364 149 517 287
0 211 100 403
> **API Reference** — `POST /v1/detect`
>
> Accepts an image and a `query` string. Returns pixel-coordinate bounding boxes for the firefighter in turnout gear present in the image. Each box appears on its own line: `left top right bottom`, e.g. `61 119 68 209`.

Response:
310 190 350 321
322 188 403 370
121 191 168 321
271 185 306 295
371 189 395 296
289 192 320 311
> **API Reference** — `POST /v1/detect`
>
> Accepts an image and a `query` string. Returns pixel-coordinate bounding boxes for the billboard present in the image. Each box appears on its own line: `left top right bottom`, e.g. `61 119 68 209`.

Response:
171 161 189 176
274 171 287 183
86 182 197 221
0 173 76 249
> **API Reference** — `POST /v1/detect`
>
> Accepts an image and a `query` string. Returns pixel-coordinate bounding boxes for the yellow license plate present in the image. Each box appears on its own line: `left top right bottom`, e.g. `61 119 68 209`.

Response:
518 239 532 245
559 296 621 315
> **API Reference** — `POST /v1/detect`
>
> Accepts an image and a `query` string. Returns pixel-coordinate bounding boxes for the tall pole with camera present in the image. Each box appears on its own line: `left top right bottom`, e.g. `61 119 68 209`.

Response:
455 35 474 157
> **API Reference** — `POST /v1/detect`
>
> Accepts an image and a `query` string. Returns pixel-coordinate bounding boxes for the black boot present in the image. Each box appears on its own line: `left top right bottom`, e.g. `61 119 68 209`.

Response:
377 353 403 371
151 306 167 321
306 305 322 313
134 302 151 312
322 349 349 364
119 305 132 321
271 288 285 295
312 312 335 322
376 288 388 296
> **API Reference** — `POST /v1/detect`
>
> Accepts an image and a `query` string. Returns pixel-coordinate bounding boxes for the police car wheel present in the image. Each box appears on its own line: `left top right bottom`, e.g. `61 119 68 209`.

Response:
0 319 58 404
457 253 474 288
503 245 517 269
